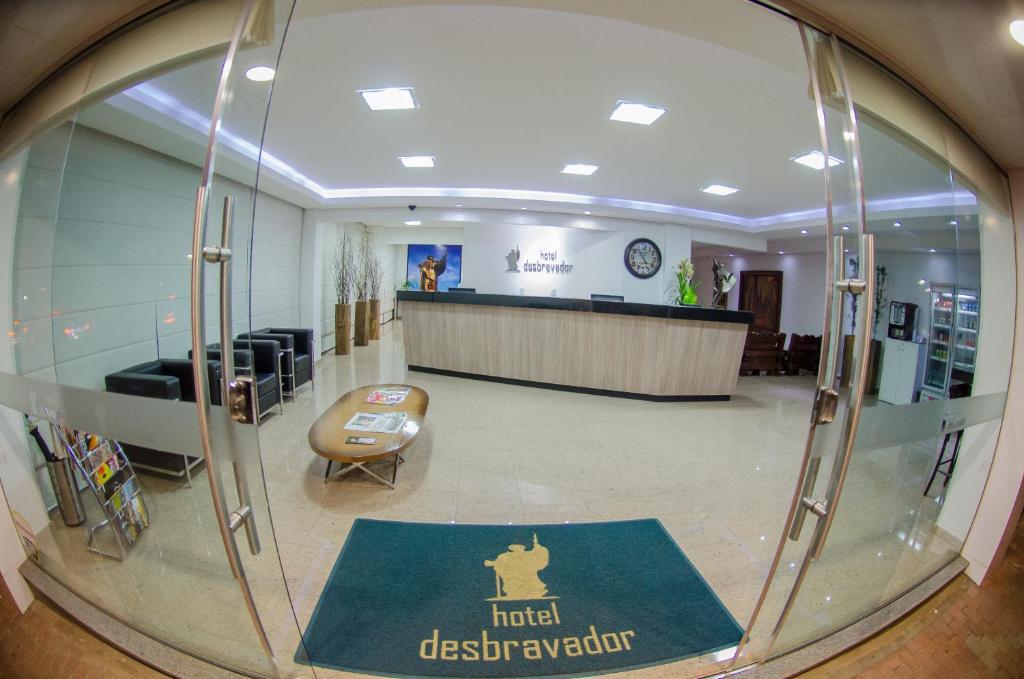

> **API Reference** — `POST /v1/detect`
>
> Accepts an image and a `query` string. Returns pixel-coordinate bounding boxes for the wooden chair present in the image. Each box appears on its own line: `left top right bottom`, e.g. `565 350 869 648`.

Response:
785 334 822 375
740 331 788 375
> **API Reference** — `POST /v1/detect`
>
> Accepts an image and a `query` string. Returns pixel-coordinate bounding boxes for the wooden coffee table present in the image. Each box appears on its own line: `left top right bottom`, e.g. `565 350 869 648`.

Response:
308 384 428 488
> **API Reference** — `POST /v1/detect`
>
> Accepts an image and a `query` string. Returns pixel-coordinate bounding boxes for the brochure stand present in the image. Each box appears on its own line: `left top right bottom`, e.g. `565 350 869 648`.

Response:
49 422 150 561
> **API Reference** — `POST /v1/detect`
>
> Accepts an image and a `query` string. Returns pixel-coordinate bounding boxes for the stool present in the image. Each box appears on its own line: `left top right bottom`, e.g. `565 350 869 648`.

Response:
924 429 963 497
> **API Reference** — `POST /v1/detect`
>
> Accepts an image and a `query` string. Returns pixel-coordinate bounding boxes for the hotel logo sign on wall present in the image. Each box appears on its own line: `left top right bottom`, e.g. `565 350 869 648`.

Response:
505 245 574 274
419 533 637 665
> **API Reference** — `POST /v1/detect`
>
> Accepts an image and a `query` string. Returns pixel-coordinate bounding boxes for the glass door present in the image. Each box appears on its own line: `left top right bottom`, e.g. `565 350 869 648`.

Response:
190 0 319 676
737 29 1013 664
1 0 309 676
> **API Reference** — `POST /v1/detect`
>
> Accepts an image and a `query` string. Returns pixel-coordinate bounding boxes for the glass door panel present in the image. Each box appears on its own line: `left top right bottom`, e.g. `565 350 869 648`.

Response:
193 0 314 676
742 35 1013 662
5 38 282 679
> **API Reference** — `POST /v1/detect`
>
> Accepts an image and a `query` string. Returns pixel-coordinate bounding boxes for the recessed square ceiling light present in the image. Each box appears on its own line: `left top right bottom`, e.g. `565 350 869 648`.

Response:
701 184 739 196
609 100 666 125
404 220 421 226
399 155 435 168
562 163 598 176
359 87 418 110
791 151 843 170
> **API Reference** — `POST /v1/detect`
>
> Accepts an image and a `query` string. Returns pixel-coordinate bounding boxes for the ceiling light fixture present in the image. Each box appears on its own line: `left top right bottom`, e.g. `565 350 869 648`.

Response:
456 203 463 207
404 220 421 226
842 225 851 231
399 156 435 168
791 151 843 170
929 248 937 253
562 163 598 176
359 87 418 110
948 219 958 225
584 210 591 215
609 100 666 125
702 184 739 196
893 221 902 227
778 251 785 255
1011 20 1024 46
800 229 808 234
245 66 276 82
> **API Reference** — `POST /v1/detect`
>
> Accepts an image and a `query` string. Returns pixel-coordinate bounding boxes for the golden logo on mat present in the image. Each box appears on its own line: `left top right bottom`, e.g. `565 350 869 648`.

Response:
484 533 557 601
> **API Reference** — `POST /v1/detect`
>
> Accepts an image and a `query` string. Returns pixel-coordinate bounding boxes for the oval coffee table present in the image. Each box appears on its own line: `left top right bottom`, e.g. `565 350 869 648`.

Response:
308 384 428 488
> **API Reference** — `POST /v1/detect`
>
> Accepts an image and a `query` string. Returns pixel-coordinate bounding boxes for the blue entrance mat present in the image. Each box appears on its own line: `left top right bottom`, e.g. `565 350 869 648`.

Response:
297 518 742 677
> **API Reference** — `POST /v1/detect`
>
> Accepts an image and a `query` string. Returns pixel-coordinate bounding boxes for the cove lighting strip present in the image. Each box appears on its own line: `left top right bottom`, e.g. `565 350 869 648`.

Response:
115 83 979 230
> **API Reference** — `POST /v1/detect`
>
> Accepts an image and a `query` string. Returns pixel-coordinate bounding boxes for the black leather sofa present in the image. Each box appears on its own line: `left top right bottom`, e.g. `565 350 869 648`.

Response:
104 358 223 482
238 327 314 395
199 340 284 422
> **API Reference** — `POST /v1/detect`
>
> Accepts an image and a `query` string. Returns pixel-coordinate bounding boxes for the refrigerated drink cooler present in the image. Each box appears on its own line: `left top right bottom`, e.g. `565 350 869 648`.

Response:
920 284 979 401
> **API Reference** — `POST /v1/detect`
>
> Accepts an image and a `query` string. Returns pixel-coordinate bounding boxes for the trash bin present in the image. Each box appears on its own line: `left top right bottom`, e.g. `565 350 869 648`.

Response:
27 417 86 527
46 456 86 527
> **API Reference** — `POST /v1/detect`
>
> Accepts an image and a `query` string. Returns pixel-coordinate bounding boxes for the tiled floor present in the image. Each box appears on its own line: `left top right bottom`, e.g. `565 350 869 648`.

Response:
7 320 979 677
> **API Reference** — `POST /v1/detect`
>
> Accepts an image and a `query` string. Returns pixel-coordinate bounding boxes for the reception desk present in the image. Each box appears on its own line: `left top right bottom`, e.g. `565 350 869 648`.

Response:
397 291 753 401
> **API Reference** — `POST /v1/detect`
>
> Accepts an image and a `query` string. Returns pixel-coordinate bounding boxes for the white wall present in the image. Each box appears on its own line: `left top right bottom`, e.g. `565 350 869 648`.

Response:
0 148 43 612
316 222 400 352
460 222 690 303
957 175 1024 582
694 252 826 336
692 250 981 340
11 125 303 389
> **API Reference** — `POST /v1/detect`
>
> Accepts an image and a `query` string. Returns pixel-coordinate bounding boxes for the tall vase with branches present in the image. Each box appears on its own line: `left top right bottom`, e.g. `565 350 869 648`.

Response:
354 232 371 346
332 232 355 355
367 247 383 340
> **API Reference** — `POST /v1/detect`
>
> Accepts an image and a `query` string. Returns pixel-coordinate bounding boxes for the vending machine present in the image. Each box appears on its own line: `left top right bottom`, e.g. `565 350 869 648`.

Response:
887 301 918 341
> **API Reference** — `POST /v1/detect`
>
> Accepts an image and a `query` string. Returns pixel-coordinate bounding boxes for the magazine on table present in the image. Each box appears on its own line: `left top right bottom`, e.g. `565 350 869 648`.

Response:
344 411 408 434
365 387 411 405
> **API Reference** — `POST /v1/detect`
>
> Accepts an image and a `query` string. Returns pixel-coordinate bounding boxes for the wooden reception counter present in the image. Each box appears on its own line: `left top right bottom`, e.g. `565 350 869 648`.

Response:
397 291 753 401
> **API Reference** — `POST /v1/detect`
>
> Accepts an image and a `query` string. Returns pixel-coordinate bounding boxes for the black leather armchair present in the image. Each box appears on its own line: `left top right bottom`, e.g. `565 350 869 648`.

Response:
239 327 314 394
197 340 284 421
104 359 222 482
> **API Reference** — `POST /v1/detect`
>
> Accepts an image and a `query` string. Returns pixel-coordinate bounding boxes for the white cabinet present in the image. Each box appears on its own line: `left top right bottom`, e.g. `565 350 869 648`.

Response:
879 338 926 405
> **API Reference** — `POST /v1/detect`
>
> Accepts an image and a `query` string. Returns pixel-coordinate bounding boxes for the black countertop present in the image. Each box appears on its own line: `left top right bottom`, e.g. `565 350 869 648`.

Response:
396 290 754 325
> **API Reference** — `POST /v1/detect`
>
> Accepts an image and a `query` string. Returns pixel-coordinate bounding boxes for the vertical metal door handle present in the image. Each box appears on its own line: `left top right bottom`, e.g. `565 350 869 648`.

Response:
809 233 876 559
215 196 261 556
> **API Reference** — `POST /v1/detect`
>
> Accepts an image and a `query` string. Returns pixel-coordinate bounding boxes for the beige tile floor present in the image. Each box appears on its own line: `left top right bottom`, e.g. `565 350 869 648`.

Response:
27 320 963 678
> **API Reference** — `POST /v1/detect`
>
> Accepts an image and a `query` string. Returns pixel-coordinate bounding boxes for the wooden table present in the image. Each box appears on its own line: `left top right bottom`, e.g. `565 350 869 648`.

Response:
308 384 428 488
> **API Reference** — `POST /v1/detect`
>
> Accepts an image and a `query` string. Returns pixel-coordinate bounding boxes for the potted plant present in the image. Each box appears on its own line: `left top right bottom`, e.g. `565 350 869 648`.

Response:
354 232 371 347
841 255 858 387
367 249 383 341
667 258 699 306
331 232 355 355
865 265 888 394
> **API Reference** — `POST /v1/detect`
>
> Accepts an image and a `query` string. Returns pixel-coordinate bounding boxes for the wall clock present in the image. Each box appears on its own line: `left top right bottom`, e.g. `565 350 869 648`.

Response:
624 238 662 279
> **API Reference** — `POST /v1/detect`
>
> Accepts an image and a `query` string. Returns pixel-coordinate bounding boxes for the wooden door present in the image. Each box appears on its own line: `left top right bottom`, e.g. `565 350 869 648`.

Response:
739 270 783 333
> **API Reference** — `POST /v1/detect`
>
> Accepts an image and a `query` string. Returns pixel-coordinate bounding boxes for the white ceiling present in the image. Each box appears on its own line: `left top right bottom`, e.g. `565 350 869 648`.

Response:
71 1 985 243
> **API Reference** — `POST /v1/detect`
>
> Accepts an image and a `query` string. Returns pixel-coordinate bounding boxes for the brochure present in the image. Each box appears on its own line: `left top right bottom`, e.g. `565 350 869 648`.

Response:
366 387 411 405
346 436 377 445
344 411 408 434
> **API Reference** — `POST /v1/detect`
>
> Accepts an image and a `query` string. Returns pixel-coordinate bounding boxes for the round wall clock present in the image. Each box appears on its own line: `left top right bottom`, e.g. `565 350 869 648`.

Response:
624 238 662 279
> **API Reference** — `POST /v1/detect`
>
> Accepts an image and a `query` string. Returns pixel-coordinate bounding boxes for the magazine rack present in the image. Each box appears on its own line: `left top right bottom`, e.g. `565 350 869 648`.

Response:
49 421 150 561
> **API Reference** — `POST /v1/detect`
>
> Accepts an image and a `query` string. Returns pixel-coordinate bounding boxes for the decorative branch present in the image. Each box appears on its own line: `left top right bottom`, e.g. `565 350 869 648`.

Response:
368 252 383 299
331 231 354 304
873 265 888 338
355 231 371 302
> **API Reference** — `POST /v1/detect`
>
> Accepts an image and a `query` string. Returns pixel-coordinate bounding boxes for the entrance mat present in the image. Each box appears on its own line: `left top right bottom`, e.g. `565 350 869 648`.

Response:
296 518 742 678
